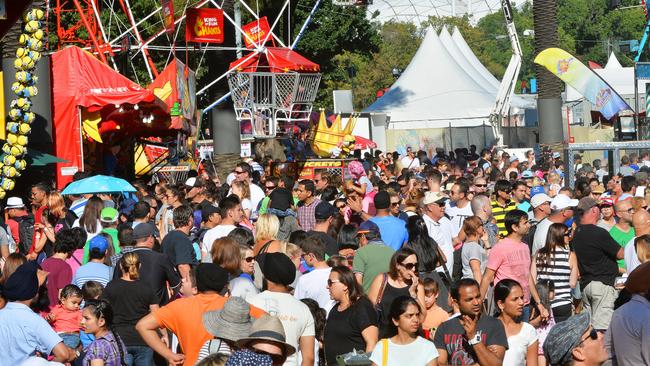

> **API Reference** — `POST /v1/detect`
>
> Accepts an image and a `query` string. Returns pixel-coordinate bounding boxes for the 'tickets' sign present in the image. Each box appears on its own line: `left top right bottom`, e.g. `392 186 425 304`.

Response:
242 17 272 49
185 8 224 43
161 0 174 33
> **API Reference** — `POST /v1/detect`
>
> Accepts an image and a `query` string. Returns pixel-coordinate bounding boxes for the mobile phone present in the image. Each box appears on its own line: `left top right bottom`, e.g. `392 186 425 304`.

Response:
615 276 626 287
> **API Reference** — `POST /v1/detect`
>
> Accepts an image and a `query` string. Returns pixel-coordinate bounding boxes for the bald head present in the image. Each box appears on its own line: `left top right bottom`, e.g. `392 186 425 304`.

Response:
633 209 650 235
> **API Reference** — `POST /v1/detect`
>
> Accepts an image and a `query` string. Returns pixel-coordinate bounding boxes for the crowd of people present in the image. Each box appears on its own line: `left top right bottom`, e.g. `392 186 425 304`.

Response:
0 145 649 366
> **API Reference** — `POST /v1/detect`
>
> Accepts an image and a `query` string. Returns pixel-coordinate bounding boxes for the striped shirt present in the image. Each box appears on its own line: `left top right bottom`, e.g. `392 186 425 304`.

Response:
536 247 572 308
72 262 111 288
491 199 518 238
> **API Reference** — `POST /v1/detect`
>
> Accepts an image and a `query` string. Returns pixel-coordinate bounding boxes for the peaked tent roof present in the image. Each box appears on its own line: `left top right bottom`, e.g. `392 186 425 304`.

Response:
605 52 623 69
365 27 533 129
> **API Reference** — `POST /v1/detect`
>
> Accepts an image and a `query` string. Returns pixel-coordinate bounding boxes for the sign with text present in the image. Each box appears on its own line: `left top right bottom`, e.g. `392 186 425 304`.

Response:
242 17 271 49
185 8 224 43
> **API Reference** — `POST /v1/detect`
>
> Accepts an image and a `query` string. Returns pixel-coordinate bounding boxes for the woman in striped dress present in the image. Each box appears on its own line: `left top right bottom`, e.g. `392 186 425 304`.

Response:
530 223 578 323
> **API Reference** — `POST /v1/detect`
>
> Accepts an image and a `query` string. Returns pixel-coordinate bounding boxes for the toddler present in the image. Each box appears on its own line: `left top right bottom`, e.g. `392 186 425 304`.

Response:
422 278 449 340
530 280 556 366
45 284 83 349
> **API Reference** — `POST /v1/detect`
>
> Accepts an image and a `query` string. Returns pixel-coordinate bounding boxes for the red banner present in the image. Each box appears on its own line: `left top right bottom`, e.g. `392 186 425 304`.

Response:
161 0 174 33
185 8 225 43
242 17 272 49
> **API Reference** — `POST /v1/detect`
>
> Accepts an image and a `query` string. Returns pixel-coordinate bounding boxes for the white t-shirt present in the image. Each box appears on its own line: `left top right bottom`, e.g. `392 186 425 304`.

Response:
445 201 473 237
370 337 439 366
401 156 420 170
294 267 335 315
201 224 237 258
72 219 103 241
532 218 553 255
624 237 642 274
229 276 259 302
502 323 538 366
249 291 316 366
241 198 253 212
423 214 454 274
227 182 265 215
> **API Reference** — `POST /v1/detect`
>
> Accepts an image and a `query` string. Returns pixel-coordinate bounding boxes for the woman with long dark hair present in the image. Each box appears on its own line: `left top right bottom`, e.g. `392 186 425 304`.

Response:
81 299 128 365
531 223 578 323
494 279 538 366
404 216 448 310
323 266 378 365
73 196 104 242
103 253 159 365
367 247 425 338
369 296 438 366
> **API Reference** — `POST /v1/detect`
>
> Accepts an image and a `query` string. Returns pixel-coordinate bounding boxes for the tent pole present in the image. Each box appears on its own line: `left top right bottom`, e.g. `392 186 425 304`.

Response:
483 124 487 148
466 127 470 149
449 122 453 152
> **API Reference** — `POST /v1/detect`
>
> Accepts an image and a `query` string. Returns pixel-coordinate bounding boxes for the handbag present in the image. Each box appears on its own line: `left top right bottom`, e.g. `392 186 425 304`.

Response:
375 273 388 324
335 349 372 366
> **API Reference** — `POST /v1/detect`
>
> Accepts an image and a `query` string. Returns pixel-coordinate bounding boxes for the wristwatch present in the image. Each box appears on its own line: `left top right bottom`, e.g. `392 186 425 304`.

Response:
468 333 482 346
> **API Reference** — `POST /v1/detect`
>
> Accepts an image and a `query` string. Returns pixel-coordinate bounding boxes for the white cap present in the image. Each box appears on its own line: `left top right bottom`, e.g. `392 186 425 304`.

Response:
531 193 552 209
185 177 196 187
550 194 578 210
6 197 25 209
422 191 449 205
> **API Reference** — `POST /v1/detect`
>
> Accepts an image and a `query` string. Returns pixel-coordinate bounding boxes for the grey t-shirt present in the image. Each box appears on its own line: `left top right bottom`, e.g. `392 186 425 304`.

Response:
461 241 487 279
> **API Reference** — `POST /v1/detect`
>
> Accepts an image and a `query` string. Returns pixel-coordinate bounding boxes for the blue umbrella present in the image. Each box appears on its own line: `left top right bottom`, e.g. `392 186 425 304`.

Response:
61 175 137 195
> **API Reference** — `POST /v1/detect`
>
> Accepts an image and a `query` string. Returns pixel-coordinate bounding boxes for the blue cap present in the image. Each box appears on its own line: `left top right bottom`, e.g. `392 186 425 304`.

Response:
358 220 380 234
521 170 534 178
89 235 109 254
530 186 545 197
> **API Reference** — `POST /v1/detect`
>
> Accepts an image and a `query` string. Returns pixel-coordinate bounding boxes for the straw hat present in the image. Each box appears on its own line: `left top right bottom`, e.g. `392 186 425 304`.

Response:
202 297 253 342
237 315 296 356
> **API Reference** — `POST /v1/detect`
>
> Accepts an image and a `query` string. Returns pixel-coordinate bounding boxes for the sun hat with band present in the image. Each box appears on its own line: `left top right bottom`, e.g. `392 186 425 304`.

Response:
237 315 296 356
202 296 253 342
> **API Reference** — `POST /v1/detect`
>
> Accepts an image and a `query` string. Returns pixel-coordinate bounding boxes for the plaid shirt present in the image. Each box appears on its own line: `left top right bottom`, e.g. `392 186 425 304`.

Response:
82 331 127 366
297 198 320 232
110 246 136 268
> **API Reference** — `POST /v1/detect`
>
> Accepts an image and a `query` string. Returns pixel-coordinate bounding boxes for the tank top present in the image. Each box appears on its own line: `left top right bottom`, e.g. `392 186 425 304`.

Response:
378 280 411 338
536 247 572 308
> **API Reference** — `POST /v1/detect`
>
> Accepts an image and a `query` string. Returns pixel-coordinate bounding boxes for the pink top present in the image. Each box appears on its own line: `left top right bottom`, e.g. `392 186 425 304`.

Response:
486 237 532 303
47 304 82 333
66 249 84 274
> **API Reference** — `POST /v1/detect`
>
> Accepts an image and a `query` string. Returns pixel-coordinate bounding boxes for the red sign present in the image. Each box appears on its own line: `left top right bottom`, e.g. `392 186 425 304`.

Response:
185 8 224 43
161 0 175 33
242 17 272 49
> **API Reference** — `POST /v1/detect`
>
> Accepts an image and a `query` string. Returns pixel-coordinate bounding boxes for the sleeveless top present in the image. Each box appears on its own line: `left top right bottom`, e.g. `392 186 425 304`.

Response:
536 247 572 308
378 280 411 338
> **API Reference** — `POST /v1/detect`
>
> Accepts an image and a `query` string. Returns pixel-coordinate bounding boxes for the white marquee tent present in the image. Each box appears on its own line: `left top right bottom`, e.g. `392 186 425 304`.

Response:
364 26 535 151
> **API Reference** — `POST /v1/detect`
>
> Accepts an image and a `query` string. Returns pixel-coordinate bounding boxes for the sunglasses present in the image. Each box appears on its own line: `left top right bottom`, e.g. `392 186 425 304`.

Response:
578 329 599 346
244 256 255 263
336 205 346 209
327 279 342 287
401 262 418 271
391 202 400 207
265 185 276 190
234 170 244 174
475 184 487 187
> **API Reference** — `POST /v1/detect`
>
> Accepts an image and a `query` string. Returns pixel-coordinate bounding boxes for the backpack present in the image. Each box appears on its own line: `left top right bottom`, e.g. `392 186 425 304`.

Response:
17 214 35 255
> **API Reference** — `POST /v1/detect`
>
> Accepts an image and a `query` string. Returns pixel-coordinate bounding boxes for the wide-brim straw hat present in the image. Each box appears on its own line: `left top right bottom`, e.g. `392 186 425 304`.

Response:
236 315 296 356
202 297 253 342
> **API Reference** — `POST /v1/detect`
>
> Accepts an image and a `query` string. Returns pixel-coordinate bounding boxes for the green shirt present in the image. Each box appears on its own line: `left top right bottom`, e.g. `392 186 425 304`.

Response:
82 228 121 264
609 226 635 269
258 196 299 215
352 241 395 293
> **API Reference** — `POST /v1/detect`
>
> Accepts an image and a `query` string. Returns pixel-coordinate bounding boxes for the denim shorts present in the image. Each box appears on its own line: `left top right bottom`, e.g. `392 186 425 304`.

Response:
60 332 80 349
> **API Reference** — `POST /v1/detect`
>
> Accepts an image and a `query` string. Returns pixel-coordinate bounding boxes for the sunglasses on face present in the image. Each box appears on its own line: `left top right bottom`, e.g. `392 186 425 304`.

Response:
391 202 400 207
327 279 342 287
475 184 487 187
244 256 255 263
234 170 244 174
336 204 346 209
578 329 599 346
265 185 276 190
401 262 418 271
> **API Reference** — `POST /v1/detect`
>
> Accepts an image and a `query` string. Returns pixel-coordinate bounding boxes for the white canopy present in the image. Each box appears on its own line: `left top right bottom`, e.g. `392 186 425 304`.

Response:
364 26 533 130
367 0 501 24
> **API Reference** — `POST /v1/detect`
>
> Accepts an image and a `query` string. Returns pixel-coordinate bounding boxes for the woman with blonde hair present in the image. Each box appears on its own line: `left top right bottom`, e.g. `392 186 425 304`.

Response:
103 252 160 365
47 191 75 232
252 213 281 255
231 180 252 220
403 190 424 217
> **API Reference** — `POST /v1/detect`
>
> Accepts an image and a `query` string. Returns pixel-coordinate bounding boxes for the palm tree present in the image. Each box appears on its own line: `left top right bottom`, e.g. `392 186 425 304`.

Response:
533 0 564 144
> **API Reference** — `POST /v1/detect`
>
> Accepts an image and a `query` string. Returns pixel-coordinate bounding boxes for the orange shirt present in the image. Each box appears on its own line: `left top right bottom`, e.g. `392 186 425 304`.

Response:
153 293 265 366
47 304 82 333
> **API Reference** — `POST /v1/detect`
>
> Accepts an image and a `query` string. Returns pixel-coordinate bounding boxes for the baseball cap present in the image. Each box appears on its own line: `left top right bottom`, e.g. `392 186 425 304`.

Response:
531 193 552 209
599 197 614 207
576 197 599 211
314 201 336 220
5 197 25 209
201 204 220 222
550 194 578 210
521 170 533 178
100 207 119 223
543 312 591 365
509 156 519 163
530 186 545 197
552 152 561 159
357 220 380 235
88 235 109 254
591 184 605 194
422 191 449 205
132 222 155 240
185 177 197 187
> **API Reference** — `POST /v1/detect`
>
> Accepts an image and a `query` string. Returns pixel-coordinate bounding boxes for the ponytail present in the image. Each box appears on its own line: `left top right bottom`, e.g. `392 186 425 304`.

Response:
119 252 140 280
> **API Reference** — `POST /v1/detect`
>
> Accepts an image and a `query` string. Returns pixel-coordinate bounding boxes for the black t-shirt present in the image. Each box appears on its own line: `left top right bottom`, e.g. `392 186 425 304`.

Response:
102 279 158 346
433 315 508 365
112 247 181 305
571 224 620 288
161 230 198 267
307 230 339 257
323 297 377 365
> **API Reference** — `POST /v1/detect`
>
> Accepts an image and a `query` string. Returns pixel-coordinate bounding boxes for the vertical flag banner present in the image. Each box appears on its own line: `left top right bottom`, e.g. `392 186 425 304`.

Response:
161 0 174 34
242 17 272 49
185 8 225 43
534 48 631 119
